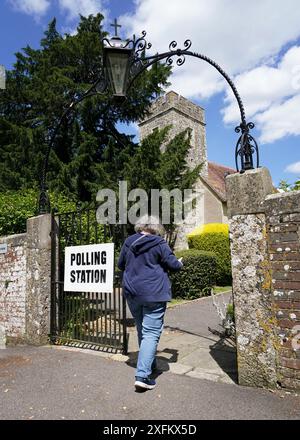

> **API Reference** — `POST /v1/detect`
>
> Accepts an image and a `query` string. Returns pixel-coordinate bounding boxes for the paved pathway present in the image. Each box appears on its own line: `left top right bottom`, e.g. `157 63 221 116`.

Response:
0 345 299 420
127 291 237 384
1 292 299 420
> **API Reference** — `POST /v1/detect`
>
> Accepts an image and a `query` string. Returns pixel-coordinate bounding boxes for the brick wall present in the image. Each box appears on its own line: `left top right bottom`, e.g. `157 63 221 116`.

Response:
0 214 51 345
0 234 27 342
265 193 300 389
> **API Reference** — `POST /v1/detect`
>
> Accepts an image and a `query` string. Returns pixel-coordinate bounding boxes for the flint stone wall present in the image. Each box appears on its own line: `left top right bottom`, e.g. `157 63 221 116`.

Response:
0 233 27 343
0 214 52 345
226 167 300 390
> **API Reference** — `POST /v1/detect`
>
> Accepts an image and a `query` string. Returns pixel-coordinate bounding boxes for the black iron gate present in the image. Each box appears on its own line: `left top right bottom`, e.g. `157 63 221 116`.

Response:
50 208 128 353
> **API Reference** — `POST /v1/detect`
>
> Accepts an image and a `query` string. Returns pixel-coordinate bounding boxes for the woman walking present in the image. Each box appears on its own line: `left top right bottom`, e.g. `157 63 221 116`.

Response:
118 216 183 391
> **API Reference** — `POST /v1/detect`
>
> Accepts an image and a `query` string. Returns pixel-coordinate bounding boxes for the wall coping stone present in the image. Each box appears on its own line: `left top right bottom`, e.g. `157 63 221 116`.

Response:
0 233 27 247
265 190 300 215
225 167 274 218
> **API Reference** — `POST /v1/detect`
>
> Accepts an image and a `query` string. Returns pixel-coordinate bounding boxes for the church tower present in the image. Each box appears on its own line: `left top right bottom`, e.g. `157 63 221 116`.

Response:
138 91 208 249
139 90 208 177
138 90 234 250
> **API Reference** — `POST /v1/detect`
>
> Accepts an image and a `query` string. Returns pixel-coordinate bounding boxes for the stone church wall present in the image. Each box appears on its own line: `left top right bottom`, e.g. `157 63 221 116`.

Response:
139 91 210 249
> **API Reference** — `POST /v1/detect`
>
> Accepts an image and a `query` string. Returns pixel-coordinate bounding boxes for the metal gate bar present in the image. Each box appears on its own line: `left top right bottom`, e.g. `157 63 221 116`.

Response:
50 208 128 353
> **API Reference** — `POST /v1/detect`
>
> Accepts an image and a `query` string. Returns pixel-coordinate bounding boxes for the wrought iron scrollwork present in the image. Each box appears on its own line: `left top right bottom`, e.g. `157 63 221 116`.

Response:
38 77 102 214
166 39 192 66
126 33 196 88
235 122 259 172
39 23 261 215
125 30 258 173
130 31 152 56
126 31 247 127
125 31 155 78
94 75 107 94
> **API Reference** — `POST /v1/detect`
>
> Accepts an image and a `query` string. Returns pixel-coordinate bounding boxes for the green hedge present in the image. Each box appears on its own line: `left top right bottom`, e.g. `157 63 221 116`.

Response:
170 249 217 300
187 223 232 286
0 189 77 236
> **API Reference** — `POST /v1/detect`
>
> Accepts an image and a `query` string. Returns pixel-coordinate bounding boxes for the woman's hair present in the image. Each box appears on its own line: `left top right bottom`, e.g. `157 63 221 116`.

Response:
134 215 166 236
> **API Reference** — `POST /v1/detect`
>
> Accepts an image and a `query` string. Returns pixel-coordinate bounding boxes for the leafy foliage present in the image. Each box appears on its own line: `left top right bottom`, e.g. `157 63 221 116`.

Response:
187 223 232 286
170 249 217 299
0 13 201 243
0 14 170 204
0 189 77 236
278 179 300 192
124 127 203 243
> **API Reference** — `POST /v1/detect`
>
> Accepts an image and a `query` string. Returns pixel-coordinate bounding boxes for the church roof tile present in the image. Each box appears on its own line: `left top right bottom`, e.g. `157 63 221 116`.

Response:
202 161 237 202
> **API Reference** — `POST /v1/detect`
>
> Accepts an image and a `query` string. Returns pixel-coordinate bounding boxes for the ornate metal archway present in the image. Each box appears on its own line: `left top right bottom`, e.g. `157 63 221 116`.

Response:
103 24 259 174
38 19 259 214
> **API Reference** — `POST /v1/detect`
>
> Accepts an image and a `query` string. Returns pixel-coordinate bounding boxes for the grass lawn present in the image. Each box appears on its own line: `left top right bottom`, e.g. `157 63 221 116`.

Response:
169 285 232 307
213 285 232 293
168 298 188 308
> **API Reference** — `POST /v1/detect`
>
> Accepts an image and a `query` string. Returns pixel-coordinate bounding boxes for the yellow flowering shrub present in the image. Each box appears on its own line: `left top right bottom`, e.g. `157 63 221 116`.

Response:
187 223 232 286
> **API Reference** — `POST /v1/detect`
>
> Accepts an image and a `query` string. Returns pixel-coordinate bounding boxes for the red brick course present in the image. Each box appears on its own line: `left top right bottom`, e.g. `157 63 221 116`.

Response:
280 358 300 370
269 224 299 233
268 232 299 243
270 253 300 261
266 211 300 387
273 281 300 290
274 300 300 310
272 262 300 270
277 319 298 329
269 242 300 252
272 271 300 281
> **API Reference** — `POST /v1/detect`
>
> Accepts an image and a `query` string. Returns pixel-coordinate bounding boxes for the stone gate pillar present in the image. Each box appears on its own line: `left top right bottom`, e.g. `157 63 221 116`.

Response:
225 168 279 388
25 214 52 345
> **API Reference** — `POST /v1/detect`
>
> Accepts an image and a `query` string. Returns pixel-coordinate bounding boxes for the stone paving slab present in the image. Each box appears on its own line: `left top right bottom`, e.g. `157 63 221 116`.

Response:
168 363 193 375
125 292 238 384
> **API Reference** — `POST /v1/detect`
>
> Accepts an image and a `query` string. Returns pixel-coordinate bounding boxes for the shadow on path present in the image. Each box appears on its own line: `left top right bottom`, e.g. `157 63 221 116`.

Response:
126 293 238 384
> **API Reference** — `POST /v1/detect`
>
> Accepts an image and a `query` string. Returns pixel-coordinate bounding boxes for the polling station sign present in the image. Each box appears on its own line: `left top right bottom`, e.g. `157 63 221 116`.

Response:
64 243 114 293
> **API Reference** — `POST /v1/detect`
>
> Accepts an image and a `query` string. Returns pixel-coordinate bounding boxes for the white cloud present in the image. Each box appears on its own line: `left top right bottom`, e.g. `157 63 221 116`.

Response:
120 0 300 142
285 161 300 174
9 0 50 17
9 0 107 22
223 46 300 123
121 0 300 86
255 94 300 143
221 45 300 143
8 0 300 145
58 0 107 22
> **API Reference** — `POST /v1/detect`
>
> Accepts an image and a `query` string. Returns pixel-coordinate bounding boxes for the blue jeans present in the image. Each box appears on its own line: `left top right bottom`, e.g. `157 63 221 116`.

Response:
126 297 167 378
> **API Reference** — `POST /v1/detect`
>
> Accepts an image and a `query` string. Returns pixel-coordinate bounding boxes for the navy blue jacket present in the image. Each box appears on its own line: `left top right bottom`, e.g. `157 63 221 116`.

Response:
117 233 183 303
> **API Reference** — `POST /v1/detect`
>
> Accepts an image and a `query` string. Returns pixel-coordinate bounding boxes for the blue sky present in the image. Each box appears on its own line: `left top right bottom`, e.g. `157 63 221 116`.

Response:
1 0 300 186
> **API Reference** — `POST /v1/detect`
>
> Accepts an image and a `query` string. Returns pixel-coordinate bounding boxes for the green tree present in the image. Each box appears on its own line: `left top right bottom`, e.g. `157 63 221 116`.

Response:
0 14 170 206
278 178 300 192
0 189 77 236
124 127 203 245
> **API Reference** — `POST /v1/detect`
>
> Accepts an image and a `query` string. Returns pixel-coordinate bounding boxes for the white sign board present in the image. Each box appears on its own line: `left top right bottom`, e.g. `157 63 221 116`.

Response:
64 243 114 293
0 243 7 254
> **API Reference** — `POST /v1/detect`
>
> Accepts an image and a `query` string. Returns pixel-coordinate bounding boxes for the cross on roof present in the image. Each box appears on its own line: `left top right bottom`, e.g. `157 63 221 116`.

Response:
110 18 121 37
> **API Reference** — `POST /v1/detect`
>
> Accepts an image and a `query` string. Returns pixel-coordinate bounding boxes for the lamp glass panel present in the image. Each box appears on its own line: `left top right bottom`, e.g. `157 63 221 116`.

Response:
107 52 129 96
